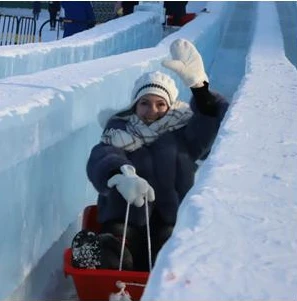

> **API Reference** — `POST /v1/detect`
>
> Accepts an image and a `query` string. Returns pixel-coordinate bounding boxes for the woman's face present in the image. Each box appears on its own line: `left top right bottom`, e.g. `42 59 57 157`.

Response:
135 94 169 125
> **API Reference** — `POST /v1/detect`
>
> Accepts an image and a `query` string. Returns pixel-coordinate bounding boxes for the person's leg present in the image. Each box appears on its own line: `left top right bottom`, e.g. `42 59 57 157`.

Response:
101 221 144 271
53 12 57 28
153 225 174 257
49 12 55 28
133 225 151 271
150 210 174 263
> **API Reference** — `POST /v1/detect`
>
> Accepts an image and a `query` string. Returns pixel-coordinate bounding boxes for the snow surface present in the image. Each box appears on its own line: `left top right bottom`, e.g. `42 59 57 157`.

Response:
0 2 296 301
0 7 162 79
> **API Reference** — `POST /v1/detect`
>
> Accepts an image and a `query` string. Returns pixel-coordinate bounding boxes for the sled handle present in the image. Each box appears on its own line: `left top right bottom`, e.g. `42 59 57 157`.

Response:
119 197 152 271
119 202 130 271
145 196 152 271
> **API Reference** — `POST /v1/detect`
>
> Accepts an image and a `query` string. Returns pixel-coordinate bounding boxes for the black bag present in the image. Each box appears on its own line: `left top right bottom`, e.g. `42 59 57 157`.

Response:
71 230 133 270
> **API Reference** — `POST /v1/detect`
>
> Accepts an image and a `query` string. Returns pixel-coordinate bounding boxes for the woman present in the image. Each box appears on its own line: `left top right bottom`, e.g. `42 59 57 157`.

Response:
85 39 228 271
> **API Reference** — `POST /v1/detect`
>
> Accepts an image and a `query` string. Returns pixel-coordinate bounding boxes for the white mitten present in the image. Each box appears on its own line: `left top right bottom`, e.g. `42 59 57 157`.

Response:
107 165 155 207
162 38 208 88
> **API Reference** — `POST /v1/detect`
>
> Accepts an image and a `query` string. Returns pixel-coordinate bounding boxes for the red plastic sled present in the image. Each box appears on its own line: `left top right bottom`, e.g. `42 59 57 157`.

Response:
167 13 196 26
64 205 149 301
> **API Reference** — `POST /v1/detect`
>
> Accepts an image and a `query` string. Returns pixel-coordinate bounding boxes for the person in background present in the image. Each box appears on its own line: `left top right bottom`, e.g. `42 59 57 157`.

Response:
164 1 188 26
122 1 139 15
61 1 96 38
48 1 61 31
113 1 123 18
82 39 229 271
114 1 139 17
32 1 41 21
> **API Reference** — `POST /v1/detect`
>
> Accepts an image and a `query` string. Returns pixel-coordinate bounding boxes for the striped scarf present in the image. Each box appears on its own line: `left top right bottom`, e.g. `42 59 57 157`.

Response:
101 101 193 152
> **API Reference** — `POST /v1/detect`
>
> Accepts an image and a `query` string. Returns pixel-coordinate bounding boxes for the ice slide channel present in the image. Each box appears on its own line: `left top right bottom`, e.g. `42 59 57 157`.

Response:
0 10 162 79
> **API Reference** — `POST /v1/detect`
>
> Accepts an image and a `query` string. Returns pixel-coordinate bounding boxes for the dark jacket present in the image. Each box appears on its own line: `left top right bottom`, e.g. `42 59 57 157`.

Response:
61 1 96 38
48 1 61 13
164 1 188 25
87 85 228 226
33 2 41 13
122 1 139 16
164 1 188 15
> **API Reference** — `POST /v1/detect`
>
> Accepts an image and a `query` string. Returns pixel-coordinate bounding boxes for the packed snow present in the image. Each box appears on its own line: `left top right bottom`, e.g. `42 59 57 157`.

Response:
0 2 296 301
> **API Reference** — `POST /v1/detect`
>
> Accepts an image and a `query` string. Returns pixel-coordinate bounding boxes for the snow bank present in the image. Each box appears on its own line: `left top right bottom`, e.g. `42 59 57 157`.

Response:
0 11 162 79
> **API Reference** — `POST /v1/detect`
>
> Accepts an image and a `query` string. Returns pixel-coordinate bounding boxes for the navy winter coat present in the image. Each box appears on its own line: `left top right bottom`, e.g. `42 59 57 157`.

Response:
87 87 228 226
48 1 60 13
61 1 96 38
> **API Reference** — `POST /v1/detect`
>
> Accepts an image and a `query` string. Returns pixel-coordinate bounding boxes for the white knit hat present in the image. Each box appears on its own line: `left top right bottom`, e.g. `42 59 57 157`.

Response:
131 71 178 107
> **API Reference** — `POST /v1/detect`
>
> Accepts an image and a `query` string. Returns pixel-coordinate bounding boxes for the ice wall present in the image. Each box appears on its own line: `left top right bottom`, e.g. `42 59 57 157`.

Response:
0 11 162 79
0 3 231 300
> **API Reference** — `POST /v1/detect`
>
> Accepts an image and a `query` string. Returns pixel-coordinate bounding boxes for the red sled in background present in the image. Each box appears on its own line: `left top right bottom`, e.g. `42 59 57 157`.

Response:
166 13 196 26
64 205 149 301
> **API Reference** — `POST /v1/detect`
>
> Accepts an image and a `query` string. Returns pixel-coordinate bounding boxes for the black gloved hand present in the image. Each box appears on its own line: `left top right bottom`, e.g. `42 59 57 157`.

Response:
191 82 218 117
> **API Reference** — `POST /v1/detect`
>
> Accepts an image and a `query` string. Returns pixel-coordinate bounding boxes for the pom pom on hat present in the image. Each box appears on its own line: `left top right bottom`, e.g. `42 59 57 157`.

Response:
131 71 178 107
